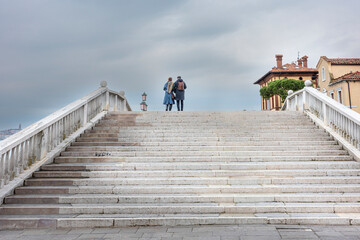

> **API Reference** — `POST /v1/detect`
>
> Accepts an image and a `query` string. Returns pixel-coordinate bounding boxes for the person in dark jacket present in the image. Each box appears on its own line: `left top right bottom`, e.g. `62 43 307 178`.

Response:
173 76 187 111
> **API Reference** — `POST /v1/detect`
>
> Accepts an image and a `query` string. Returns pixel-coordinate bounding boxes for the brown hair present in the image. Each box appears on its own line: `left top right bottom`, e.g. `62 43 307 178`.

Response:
168 77 172 81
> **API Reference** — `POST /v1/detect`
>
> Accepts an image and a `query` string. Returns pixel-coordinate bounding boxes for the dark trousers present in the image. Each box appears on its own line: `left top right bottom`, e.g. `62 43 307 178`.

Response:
176 100 184 111
166 104 172 111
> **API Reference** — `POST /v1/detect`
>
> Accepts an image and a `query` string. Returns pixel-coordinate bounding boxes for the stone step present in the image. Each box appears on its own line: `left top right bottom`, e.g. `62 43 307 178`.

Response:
2 202 360 215
91 123 316 130
2 215 359 229
14 184 360 195
23 176 360 186
64 145 343 152
95 117 313 122
6 193 360 204
58 150 349 157
79 132 330 139
34 169 360 178
112 136 333 141
66 141 339 148
77 133 329 140
71 138 334 146
83 126 320 135
48 161 359 170
53 155 354 164
85 126 319 133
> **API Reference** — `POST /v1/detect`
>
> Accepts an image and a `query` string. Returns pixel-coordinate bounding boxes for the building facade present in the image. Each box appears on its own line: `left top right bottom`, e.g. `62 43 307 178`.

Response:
316 57 360 113
254 54 318 111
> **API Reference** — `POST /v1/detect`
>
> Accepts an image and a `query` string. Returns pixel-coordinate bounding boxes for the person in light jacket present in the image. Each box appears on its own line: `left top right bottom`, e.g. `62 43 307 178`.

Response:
173 76 187 111
163 77 175 111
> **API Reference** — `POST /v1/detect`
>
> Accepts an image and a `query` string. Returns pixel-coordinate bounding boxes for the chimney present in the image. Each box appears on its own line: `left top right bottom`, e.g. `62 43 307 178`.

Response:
302 56 308 68
298 58 303 67
276 54 283 68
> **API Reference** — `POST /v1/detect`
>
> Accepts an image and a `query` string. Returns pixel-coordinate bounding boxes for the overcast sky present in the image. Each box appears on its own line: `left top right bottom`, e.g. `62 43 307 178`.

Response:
1 0 360 130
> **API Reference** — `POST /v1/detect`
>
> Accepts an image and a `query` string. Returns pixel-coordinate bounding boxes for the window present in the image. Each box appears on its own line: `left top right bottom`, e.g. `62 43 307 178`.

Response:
267 99 270 111
330 91 334 99
322 67 325 81
337 89 343 104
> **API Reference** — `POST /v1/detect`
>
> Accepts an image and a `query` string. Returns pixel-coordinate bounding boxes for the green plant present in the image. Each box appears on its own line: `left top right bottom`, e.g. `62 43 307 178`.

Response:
260 79 308 102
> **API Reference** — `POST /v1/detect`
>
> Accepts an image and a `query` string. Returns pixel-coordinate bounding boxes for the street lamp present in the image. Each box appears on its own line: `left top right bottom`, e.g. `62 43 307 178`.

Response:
140 101 148 111
142 92 147 101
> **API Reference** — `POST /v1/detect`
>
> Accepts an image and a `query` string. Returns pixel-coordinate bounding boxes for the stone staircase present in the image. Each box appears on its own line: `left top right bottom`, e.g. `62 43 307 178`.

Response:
1 111 360 229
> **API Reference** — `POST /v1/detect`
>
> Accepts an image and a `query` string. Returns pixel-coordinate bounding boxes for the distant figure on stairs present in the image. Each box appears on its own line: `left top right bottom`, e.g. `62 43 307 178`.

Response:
163 77 175 111
174 76 187 111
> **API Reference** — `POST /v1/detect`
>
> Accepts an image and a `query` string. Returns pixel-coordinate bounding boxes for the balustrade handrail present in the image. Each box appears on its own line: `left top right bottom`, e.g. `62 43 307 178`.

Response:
0 82 131 191
0 87 102 155
282 87 360 125
282 82 360 154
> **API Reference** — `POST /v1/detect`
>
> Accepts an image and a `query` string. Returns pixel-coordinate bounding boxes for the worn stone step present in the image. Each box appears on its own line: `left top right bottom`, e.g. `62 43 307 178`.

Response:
65 145 343 152
34 169 360 178
108 136 333 142
58 150 348 158
23 176 360 186
76 133 330 141
66 141 339 149
2 215 359 230
2 202 360 215
54 155 352 163
82 127 321 136
73 139 335 146
91 123 316 130
14 184 360 195
48 161 360 170
6 193 360 204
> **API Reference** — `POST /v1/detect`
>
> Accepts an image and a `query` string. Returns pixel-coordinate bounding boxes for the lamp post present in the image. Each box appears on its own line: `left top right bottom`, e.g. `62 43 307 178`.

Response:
140 101 148 111
140 92 148 111
142 92 147 101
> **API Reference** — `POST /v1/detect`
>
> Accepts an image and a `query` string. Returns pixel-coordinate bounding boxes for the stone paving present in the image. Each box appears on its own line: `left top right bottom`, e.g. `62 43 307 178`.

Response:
1 225 360 240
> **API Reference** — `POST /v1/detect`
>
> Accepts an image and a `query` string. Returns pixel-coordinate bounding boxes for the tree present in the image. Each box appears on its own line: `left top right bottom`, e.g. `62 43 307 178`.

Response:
260 79 307 102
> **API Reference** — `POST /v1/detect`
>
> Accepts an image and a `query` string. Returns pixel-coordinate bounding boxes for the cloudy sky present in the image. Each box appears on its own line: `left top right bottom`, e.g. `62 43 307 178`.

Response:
1 0 360 130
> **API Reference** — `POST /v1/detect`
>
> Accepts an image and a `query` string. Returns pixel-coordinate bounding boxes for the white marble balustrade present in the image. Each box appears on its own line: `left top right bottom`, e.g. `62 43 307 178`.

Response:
282 80 360 156
0 81 131 190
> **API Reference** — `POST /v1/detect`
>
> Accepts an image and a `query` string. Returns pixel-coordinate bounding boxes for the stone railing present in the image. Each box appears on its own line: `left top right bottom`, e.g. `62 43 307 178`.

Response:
282 80 360 159
0 81 131 199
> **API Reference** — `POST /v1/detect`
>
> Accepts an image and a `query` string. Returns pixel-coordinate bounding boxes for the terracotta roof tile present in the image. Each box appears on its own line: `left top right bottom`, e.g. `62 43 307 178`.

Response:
270 63 317 73
322 56 360 65
330 71 360 85
254 63 318 84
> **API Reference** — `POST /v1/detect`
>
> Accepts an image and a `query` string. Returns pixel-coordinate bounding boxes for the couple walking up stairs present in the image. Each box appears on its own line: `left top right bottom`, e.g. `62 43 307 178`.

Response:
1 111 360 229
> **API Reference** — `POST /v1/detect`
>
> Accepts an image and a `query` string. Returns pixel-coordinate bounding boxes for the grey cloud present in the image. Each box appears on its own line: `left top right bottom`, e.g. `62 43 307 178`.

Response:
1 0 360 129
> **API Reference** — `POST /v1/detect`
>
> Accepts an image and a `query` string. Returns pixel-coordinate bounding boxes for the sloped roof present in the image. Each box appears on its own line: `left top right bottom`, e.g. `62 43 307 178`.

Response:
320 56 360 65
330 71 360 85
254 63 317 84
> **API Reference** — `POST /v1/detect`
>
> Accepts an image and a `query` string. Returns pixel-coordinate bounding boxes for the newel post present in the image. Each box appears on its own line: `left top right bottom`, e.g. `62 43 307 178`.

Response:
287 90 293 111
120 91 126 111
303 80 312 110
100 81 109 111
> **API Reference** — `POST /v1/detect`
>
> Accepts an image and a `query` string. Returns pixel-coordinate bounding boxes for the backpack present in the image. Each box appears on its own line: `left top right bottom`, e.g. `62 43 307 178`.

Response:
177 81 185 91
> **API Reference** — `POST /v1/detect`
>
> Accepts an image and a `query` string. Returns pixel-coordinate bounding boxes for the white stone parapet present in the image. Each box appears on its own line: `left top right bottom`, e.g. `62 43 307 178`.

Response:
0 82 131 196
282 85 360 160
